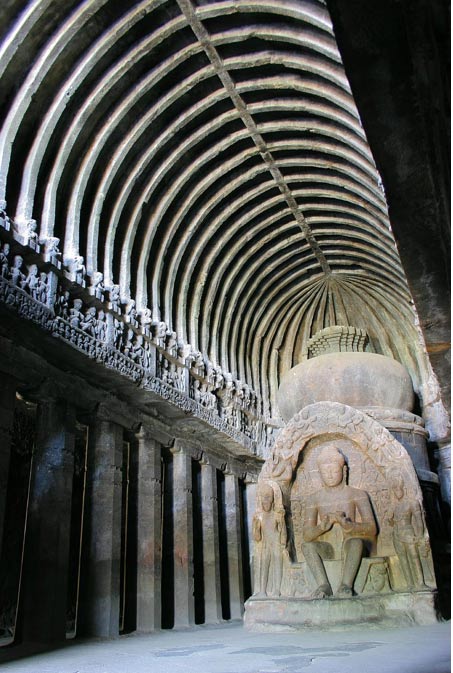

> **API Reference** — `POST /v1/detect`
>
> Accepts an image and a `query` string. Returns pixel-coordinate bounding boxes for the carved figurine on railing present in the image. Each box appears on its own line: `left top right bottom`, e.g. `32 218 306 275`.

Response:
69 298 84 329
123 328 135 358
177 341 192 363
242 384 251 410
113 317 124 349
161 357 174 386
165 330 178 358
175 364 186 391
80 306 97 337
235 381 245 409
22 264 40 298
55 289 70 319
152 321 167 349
24 219 40 250
205 359 216 387
140 307 152 336
0 200 11 231
301 445 377 598
68 255 86 285
190 349 205 375
37 272 48 304
90 271 105 301
41 236 61 266
108 284 121 313
130 334 148 369
202 382 217 410
9 255 25 287
211 366 221 390
125 299 137 324
95 310 107 342
192 377 202 404
1 243 10 278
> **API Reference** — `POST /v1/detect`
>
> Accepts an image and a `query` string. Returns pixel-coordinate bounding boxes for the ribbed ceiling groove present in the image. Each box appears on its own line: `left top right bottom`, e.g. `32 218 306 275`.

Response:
0 0 429 418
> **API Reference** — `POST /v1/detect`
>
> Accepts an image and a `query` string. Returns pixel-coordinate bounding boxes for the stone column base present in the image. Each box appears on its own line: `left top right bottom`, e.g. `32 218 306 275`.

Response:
244 590 439 631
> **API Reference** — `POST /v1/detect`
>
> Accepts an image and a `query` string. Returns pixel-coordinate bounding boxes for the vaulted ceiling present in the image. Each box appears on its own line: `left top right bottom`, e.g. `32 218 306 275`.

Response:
0 0 438 416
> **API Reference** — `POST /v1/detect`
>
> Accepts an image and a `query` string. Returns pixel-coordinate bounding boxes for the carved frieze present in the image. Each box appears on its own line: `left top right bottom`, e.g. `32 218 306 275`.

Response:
0 225 268 455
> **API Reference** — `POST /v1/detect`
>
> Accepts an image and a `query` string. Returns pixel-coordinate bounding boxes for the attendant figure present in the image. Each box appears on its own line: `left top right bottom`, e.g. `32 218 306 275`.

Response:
388 474 429 590
253 482 287 597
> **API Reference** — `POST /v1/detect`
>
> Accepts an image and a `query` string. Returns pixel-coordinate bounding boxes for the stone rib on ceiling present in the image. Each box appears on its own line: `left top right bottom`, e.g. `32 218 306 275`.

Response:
0 0 426 416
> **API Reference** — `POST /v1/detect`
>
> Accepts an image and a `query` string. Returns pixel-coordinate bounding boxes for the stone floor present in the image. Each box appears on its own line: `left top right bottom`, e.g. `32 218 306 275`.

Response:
0 620 450 673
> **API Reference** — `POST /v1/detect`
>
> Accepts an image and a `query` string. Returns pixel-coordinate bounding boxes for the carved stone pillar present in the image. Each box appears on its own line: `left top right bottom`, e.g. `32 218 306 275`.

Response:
224 469 244 619
434 443 451 506
244 474 258 594
21 395 76 642
135 426 162 632
200 456 222 623
171 444 194 627
78 412 123 638
0 375 16 558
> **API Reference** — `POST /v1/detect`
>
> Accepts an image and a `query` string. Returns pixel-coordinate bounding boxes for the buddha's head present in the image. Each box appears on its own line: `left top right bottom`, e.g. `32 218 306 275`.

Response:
317 445 346 488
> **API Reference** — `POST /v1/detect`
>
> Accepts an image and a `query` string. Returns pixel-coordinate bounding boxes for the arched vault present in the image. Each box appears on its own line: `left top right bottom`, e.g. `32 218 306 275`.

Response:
0 0 438 417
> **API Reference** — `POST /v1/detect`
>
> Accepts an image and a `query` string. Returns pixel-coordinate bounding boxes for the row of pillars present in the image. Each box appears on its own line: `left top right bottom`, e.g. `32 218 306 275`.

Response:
169 446 246 627
0 375 254 643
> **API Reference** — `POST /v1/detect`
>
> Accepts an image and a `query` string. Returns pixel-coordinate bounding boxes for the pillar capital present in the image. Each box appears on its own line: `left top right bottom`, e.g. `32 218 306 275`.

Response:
169 441 184 456
35 379 65 403
170 437 202 459
222 462 245 479
95 399 139 431
136 423 156 442
243 471 259 485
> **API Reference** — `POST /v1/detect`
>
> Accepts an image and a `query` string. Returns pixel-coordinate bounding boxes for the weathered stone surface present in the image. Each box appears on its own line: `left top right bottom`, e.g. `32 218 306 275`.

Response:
224 472 244 619
78 419 123 638
244 591 438 631
326 0 450 419
0 0 449 647
171 447 195 627
0 375 16 559
200 459 222 623
21 398 75 642
135 428 162 632
277 352 415 422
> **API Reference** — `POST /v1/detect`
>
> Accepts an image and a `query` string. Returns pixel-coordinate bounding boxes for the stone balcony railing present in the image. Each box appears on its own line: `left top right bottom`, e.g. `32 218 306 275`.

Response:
0 217 278 458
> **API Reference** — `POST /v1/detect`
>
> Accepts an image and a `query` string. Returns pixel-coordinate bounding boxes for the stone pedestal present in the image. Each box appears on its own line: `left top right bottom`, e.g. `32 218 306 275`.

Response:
200 458 222 623
171 446 195 627
0 376 16 558
78 417 123 638
244 591 438 631
224 471 244 619
21 398 75 642
135 427 162 632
